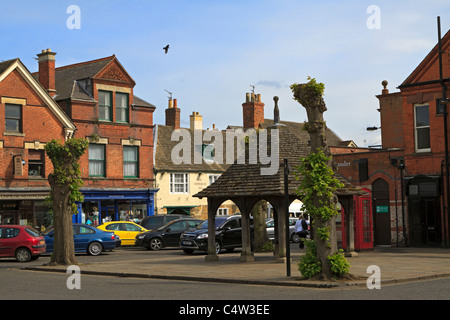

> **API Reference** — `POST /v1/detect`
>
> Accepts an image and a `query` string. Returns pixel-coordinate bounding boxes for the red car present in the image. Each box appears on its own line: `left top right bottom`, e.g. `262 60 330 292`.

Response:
0 225 46 262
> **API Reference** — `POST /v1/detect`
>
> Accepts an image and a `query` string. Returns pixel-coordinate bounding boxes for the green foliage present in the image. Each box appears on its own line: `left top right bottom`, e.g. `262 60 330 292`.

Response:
297 240 321 279
328 249 351 277
295 149 350 278
316 227 330 242
45 138 88 214
290 76 325 106
295 150 344 221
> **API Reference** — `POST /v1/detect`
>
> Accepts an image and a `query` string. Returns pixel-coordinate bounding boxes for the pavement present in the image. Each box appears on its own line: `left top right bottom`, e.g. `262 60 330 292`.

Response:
25 246 450 288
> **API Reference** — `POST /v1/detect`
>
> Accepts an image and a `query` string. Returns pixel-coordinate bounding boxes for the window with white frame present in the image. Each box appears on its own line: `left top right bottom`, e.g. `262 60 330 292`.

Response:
208 174 220 185
414 103 431 152
216 208 229 216
170 173 189 193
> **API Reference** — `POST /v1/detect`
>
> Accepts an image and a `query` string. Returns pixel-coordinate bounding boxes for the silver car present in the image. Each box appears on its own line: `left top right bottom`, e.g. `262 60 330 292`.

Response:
266 218 300 243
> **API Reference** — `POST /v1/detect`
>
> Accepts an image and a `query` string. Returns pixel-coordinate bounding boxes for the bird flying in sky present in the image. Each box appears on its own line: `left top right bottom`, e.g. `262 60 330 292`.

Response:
163 45 170 54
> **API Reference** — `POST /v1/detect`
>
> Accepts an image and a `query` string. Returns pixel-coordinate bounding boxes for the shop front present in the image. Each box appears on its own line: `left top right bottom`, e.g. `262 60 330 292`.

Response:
74 188 159 225
0 188 51 231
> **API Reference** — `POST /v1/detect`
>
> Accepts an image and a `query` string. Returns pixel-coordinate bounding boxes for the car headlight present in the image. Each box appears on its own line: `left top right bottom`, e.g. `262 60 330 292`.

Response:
196 233 208 239
137 234 146 239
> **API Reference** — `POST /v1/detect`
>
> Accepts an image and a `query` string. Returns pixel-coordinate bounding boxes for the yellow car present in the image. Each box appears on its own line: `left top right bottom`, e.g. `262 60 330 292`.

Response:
97 221 148 246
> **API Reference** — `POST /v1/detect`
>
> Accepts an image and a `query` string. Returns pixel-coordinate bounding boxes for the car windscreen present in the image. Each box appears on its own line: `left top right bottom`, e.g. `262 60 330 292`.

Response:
195 218 228 230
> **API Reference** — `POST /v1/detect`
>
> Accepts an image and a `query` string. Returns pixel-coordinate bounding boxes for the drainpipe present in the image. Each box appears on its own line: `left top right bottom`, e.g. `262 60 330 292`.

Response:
438 16 450 247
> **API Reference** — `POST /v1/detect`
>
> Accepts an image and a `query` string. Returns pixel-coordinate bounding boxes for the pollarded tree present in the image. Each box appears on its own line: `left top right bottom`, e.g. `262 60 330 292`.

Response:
291 77 349 279
44 138 88 266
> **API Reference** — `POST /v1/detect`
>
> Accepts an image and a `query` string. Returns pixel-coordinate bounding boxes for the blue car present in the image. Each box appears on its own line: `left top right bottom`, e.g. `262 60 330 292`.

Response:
43 224 117 256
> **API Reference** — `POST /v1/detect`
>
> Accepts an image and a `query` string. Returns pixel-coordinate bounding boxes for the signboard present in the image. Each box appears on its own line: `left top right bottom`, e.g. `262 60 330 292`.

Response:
14 156 23 176
376 205 389 213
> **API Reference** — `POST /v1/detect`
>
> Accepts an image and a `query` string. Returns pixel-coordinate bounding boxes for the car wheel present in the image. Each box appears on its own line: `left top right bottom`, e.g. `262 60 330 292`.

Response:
15 248 32 262
215 241 221 254
87 242 103 256
149 238 162 251
291 233 300 243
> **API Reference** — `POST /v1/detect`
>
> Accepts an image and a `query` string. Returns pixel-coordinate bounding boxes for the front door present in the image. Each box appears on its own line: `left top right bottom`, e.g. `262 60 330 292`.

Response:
372 179 391 246
410 198 440 245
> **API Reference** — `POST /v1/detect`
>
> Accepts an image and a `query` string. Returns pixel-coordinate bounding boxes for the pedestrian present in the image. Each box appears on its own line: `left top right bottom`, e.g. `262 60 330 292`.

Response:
294 213 309 249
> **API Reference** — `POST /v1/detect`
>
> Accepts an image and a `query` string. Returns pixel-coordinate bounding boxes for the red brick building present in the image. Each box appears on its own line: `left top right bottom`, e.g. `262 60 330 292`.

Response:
0 57 76 226
334 29 450 248
0 49 158 227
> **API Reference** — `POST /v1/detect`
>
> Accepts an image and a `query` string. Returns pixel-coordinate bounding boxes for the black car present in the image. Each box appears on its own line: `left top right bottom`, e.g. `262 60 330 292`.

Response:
180 215 253 254
135 218 203 250
140 214 187 231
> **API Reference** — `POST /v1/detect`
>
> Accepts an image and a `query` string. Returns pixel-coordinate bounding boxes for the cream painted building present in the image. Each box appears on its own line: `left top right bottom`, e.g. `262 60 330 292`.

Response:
153 103 238 220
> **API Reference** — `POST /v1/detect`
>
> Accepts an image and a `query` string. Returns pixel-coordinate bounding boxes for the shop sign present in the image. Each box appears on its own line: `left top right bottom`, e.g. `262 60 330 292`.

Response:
376 205 389 213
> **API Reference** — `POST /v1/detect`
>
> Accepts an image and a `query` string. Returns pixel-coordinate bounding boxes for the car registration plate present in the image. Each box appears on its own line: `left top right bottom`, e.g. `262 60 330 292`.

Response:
182 240 192 245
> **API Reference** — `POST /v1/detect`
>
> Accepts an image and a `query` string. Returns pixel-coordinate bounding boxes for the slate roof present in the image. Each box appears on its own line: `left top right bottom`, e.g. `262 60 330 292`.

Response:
260 119 352 147
0 59 17 74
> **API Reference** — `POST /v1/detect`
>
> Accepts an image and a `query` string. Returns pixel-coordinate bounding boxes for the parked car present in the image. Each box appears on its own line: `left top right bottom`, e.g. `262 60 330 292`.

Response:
266 217 300 243
140 214 187 231
43 224 116 256
97 221 148 246
136 218 203 250
0 225 46 262
180 215 253 254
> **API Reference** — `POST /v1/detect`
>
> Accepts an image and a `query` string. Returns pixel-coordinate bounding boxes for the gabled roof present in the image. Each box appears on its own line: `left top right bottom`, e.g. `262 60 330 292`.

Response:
400 29 450 88
0 58 76 136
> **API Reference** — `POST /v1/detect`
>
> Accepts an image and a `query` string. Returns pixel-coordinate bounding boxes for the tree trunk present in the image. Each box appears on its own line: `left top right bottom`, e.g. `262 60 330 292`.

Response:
47 173 77 266
293 81 337 279
252 200 271 251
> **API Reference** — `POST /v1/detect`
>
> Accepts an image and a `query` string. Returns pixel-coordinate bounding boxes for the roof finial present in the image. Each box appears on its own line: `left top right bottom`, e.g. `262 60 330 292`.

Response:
273 96 280 124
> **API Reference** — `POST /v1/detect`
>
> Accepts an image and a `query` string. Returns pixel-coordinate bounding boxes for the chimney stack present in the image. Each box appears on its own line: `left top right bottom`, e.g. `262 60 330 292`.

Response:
37 49 57 97
190 112 203 130
165 98 180 129
242 92 264 129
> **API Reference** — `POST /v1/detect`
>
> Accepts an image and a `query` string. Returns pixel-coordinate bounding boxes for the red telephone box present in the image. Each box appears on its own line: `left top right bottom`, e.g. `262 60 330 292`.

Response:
338 189 373 251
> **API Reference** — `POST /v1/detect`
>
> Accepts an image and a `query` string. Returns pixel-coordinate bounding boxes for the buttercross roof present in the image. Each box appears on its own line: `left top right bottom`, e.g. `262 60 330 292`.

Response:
194 123 365 199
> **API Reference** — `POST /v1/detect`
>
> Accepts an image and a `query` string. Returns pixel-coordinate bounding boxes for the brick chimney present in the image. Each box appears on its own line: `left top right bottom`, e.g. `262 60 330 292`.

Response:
190 112 203 130
165 98 180 129
243 92 264 129
37 49 57 97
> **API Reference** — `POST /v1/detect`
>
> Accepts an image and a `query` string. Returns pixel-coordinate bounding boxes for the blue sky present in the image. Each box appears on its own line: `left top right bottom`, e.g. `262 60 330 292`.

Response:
1 0 449 147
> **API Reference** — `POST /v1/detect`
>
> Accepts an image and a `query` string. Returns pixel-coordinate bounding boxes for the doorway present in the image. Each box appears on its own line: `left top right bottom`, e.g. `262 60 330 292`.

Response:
372 178 391 245
408 176 441 246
